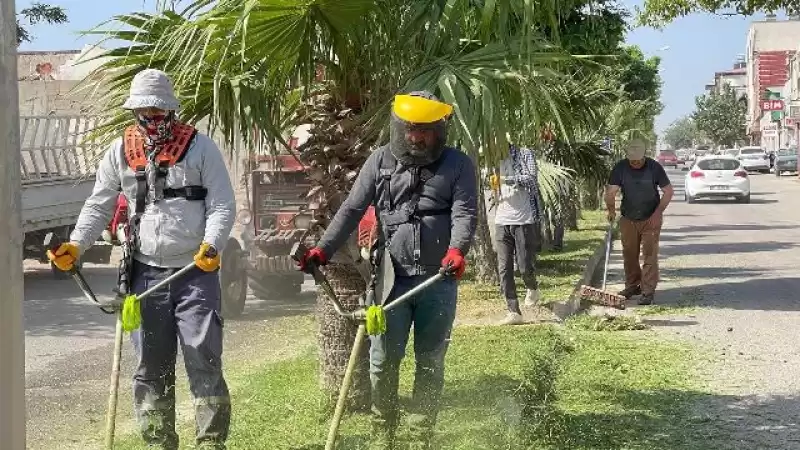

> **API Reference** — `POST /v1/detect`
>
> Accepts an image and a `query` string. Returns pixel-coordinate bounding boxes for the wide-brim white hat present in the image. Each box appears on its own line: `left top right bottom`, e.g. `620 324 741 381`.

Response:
122 68 180 111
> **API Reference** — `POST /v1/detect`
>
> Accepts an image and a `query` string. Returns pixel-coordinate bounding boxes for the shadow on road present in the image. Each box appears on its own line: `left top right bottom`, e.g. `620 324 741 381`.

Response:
660 266 766 280
655 277 800 312
666 223 798 234
661 241 797 257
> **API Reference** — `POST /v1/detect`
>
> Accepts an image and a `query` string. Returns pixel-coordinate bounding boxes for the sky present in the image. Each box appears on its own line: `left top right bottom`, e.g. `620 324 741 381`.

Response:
16 0 770 135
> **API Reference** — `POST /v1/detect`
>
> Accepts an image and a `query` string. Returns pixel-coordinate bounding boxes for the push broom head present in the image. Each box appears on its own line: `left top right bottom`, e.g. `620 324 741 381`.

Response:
580 285 626 309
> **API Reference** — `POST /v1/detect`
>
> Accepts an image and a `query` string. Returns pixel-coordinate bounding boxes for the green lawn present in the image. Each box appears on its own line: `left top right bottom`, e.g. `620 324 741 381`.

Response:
113 209 717 450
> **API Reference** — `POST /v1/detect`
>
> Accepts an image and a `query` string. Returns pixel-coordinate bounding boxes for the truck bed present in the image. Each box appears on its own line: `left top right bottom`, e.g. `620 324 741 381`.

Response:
19 115 105 233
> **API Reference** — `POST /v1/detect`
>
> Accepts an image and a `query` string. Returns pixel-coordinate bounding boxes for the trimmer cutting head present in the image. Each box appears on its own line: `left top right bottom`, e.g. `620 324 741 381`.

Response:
580 285 626 309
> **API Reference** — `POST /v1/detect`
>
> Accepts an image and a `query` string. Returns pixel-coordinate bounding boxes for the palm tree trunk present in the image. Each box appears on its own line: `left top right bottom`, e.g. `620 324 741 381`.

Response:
473 187 499 284
317 262 371 411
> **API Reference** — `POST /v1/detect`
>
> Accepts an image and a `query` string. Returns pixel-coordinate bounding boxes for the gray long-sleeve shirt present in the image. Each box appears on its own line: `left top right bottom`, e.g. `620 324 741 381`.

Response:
71 132 236 268
318 145 478 277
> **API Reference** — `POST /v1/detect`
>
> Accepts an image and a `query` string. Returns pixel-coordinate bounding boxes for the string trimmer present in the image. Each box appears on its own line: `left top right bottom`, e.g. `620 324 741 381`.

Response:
44 229 210 450
290 241 451 450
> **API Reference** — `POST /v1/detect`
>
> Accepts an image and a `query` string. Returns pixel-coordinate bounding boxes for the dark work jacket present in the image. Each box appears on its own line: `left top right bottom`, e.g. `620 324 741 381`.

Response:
317 145 478 277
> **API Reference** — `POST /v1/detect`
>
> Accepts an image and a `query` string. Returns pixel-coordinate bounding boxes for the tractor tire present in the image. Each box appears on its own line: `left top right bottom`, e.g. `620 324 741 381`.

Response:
220 238 248 319
248 272 304 300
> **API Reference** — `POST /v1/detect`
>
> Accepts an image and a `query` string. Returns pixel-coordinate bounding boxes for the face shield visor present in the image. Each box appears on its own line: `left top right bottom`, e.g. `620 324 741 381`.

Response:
389 93 453 166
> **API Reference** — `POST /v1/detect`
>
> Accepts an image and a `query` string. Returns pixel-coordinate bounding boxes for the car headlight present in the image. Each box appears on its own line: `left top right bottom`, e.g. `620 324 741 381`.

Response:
236 209 253 226
294 213 312 230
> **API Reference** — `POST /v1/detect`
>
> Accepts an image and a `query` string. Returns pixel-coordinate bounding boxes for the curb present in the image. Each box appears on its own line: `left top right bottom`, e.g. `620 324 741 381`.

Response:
548 224 619 321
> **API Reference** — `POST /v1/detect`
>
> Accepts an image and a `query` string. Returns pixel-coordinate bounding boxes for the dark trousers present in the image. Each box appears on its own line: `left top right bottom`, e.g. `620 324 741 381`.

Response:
130 261 230 450
369 275 458 435
495 224 540 314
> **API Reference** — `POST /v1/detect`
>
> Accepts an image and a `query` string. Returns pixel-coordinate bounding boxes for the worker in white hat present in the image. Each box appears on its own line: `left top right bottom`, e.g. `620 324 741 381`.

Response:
47 68 236 449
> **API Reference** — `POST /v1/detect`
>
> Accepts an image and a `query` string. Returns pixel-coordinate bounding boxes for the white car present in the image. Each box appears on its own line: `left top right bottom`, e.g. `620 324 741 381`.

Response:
685 155 750 203
734 146 770 173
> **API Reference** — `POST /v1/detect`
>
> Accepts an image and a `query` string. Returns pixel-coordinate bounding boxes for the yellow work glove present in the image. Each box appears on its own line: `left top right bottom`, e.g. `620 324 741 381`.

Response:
194 242 220 272
46 242 80 272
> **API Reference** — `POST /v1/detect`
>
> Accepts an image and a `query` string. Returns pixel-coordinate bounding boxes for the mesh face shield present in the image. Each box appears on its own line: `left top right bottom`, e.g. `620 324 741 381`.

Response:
389 112 447 166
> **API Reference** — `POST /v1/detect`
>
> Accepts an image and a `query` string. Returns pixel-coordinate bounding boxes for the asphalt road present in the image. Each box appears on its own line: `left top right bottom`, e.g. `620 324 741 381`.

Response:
605 165 800 449
23 254 316 449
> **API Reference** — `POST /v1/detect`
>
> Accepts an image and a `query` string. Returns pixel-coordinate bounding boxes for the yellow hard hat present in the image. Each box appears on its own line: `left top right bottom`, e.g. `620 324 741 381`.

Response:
392 93 453 124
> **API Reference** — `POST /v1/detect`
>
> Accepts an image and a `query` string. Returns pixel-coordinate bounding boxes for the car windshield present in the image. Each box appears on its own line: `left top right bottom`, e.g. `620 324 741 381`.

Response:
697 159 741 171
694 150 708 156
778 148 798 156
740 148 763 155
725 149 738 156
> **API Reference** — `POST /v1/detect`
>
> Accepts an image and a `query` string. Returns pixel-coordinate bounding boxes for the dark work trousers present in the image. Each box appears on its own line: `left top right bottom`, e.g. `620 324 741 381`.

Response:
369 275 458 437
495 224 540 314
130 260 230 450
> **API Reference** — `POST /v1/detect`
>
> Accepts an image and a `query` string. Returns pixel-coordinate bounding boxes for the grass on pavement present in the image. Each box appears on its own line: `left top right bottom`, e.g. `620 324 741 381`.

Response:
113 209 715 450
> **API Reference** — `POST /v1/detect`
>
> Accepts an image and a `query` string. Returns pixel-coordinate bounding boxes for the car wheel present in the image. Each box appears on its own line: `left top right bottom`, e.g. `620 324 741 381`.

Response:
686 193 695 204
737 194 751 204
220 238 247 319
761 169 770 174
775 170 782 177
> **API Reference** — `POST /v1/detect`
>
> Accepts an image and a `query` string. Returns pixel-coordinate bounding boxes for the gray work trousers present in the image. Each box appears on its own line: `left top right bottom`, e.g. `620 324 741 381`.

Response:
130 261 230 450
495 224 540 314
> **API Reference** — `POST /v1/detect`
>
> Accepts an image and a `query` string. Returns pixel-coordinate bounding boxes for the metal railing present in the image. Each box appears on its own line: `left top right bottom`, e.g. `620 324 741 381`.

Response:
19 115 105 184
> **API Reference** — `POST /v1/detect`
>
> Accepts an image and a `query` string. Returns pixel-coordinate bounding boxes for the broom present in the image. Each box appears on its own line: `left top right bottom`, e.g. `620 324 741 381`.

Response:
579 223 626 309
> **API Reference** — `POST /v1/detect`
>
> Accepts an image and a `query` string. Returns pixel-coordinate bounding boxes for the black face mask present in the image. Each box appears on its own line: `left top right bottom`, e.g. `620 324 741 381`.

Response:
389 112 447 166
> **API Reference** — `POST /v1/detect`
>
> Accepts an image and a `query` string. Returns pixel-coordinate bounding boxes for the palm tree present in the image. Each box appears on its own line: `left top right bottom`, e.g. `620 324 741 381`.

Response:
80 0 614 406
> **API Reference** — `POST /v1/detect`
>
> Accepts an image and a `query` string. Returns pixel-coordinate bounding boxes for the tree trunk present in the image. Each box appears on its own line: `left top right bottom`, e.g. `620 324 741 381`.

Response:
473 187 499 284
565 185 579 231
316 262 371 411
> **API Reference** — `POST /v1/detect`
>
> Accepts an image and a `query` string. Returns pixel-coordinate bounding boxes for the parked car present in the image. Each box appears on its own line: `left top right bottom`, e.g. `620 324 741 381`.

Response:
675 149 687 164
656 149 679 167
723 148 739 157
734 146 770 173
685 155 750 203
774 147 798 176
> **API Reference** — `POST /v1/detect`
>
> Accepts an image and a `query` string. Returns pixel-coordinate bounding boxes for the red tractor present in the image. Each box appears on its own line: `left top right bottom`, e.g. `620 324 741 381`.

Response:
229 149 378 314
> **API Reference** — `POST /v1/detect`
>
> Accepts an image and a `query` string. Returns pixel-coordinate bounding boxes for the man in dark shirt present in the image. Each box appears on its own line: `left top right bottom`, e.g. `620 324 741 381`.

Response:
605 138 674 305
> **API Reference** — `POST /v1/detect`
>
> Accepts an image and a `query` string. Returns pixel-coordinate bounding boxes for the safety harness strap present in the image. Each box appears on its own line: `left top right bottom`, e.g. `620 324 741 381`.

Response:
123 124 206 215
374 149 449 223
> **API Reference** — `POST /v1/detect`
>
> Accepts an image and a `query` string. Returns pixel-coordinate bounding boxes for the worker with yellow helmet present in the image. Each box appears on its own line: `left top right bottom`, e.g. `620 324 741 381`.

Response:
299 91 478 449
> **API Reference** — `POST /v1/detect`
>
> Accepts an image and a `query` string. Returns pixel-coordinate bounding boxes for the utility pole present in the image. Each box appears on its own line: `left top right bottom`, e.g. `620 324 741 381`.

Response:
0 0 26 448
